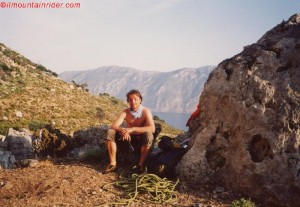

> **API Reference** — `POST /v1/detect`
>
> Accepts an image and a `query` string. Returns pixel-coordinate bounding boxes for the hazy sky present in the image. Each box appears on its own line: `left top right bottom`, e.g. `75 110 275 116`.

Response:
1 0 299 73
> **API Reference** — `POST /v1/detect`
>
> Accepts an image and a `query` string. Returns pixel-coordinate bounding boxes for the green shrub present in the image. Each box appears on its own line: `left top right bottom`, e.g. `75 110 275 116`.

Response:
36 64 47 71
28 120 48 131
231 198 255 207
0 120 29 136
0 122 11 135
99 93 110 96
0 63 11 72
36 64 58 77
110 97 120 105
153 115 165 122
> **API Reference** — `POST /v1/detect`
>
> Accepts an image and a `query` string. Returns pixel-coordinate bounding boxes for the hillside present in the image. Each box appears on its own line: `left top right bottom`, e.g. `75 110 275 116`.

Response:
0 43 182 136
59 65 214 113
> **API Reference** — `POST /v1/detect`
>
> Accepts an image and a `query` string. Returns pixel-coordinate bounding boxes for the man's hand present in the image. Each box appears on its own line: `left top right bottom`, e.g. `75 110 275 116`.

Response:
120 128 131 141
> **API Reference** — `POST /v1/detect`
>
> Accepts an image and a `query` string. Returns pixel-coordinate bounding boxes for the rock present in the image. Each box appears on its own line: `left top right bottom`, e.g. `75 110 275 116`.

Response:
73 125 109 147
0 135 5 141
3 181 14 190
15 111 22 118
0 151 15 169
178 13 300 207
6 128 33 160
15 159 39 167
68 145 100 158
214 186 225 193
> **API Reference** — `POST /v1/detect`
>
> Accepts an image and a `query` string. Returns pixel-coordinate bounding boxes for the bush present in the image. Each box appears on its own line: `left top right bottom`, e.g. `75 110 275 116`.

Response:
0 122 10 135
153 115 165 122
32 125 74 158
28 120 48 131
99 93 110 96
36 64 47 71
231 198 255 207
36 64 58 77
0 63 11 72
110 97 120 105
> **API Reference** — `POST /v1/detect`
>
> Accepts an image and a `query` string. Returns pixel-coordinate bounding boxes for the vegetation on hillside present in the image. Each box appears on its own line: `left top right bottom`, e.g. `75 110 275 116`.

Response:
0 43 182 136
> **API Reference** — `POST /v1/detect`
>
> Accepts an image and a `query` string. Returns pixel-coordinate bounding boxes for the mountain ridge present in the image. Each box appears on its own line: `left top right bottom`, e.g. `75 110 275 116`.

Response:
59 65 215 113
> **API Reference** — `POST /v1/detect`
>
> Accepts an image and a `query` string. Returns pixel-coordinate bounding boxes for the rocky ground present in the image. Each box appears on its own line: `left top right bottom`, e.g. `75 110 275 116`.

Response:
0 158 242 207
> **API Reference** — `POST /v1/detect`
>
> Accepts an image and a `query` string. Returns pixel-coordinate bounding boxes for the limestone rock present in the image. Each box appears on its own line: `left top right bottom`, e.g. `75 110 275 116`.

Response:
73 125 109 147
0 128 33 168
15 111 22 118
0 151 15 169
5 128 33 160
178 13 300 207
68 145 101 158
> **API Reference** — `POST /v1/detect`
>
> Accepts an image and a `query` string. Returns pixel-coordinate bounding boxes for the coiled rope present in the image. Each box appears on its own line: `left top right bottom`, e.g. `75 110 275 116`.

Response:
99 173 179 206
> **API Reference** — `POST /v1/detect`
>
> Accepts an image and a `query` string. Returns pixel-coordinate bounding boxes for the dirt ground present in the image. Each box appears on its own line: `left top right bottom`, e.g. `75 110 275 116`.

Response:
0 159 239 207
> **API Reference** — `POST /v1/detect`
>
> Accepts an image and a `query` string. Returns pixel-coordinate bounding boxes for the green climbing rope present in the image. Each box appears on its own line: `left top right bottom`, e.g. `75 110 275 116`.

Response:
100 173 179 206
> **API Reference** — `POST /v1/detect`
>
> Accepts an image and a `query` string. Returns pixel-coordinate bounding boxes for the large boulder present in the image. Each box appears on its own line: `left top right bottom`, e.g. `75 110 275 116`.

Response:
73 125 109 147
178 14 300 206
0 128 33 168
5 128 33 160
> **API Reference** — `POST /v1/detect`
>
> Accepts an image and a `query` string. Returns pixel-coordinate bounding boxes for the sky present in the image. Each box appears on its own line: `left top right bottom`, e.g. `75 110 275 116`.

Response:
1 0 300 74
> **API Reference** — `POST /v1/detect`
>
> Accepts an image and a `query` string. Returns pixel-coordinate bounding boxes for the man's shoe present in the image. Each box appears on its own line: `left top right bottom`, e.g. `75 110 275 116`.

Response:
131 165 146 174
102 164 117 174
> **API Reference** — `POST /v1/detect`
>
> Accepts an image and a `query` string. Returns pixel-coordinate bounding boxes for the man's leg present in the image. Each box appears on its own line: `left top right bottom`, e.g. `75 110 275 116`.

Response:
106 140 117 165
138 132 154 169
138 145 151 168
103 129 118 173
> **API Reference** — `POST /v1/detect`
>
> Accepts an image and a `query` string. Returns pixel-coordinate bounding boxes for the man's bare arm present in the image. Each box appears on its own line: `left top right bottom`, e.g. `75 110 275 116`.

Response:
110 111 126 132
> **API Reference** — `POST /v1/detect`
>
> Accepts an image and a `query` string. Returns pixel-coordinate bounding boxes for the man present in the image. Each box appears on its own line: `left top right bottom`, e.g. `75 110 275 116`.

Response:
103 89 155 174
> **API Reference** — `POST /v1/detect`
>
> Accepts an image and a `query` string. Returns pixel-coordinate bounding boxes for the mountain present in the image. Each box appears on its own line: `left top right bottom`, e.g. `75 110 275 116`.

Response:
0 43 182 136
59 66 215 113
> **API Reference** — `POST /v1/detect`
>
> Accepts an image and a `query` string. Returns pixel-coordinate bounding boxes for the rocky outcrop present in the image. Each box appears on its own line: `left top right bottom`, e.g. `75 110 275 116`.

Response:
73 125 109 147
178 14 300 206
0 128 33 168
0 125 109 168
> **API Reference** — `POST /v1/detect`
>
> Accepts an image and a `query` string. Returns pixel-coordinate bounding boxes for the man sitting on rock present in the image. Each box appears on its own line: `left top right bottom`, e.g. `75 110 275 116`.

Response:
103 89 155 174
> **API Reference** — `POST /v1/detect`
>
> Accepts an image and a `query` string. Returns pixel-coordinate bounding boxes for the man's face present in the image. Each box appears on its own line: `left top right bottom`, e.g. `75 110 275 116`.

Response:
128 94 142 111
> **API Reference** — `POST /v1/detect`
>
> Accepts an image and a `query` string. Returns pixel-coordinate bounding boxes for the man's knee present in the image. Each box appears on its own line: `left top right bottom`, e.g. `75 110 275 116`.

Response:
107 129 117 142
144 131 154 147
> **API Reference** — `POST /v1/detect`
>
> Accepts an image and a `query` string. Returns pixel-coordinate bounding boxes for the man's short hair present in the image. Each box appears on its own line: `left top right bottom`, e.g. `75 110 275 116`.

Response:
126 89 143 102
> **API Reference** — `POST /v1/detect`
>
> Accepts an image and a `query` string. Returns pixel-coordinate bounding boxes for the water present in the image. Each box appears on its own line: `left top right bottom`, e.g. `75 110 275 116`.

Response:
152 112 190 131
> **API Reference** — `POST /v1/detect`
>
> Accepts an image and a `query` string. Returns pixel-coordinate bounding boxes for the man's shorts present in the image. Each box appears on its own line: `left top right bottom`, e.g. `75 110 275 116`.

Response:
106 129 153 147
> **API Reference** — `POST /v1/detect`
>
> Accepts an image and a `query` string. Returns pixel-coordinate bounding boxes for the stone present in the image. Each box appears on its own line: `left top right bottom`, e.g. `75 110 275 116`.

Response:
3 181 14 190
178 13 300 207
6 128 33 160
73 125 109 147
0 151 14 168
0 135 5 141
68 145 100 158
15 111 22 118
